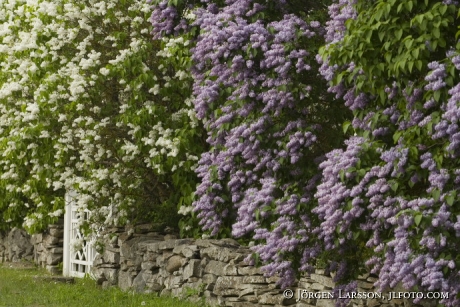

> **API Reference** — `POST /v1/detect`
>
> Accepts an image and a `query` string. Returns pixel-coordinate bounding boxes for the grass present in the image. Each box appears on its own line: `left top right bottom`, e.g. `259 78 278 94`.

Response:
0 263 205 307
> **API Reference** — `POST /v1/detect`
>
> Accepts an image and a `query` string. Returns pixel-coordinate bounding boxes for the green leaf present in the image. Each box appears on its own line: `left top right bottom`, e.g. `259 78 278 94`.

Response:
432 189 441 201
414 214 422 226
407 1 413 12
446 191 457 206
439 5 447 15
395 29 403 40
353 231 360 239
446 194 455 206
375 9 383 21
405 39 413 49
343 121 352 134
408 61 414 73
393 131 402 143
434 91 441 102
336 72 344 84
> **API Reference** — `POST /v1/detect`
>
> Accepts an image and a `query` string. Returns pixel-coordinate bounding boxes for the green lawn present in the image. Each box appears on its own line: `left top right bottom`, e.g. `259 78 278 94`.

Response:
0 263 204 307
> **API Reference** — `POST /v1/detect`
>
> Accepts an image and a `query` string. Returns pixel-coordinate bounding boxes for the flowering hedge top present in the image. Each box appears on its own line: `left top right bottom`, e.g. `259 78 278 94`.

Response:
150 0 351 289
0 0 205 237
319 0 460 305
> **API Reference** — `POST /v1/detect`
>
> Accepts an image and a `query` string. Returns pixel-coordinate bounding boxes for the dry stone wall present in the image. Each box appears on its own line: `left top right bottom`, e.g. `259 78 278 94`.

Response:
91 225 437 307
0 228 34 262
30 219 64 274
0 222 441 307
0 219 63 275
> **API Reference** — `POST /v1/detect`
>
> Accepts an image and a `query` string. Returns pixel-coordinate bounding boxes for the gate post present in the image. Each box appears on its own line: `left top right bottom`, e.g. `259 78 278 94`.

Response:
63 190 74 277
63 189 97 277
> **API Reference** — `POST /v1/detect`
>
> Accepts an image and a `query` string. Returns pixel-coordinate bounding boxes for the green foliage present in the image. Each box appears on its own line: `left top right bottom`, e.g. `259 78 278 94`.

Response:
323 0 457 97
0 0 206 235
320 0 460 293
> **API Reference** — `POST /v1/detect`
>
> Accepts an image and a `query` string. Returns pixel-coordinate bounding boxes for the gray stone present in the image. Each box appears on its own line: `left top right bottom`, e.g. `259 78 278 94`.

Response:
144 243 160 254
120 239 137 259
43 235 60 246
147 282 163 292
35 243 45 252
357 280 374 290
238 288 256 298
31 233 43 245
311 282 327 290
164 275 183 289
214 276 244 296
103 268 119 285
310 274 335 288
46 265 61 275
134 223 158 234
164 234 178 240
238 266 261 275
141 261 159 271
7 228 33 261
242 275 266 284
316 299 336 307
201 246 244 262
91 266 106 284
258 291 295 305
118 232 133 246
223 263 238 275
46 253 62 265
173 244 198 258
183 259 203 280
204 260 226 276
103 249 120 264
158 239 194 250
49 228 64 237
157 240 175 250
202 273 217 285
165 255 184 273
239 283 269 292
138 240 164 252
118 270 134 290
266 275 281 284
315 269 326 275
132 272 146 292
143 251 160 262
49 247 63 254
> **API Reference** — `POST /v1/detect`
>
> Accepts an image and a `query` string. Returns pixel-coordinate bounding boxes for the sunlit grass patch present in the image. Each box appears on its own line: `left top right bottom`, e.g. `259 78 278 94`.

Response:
0 263 205 307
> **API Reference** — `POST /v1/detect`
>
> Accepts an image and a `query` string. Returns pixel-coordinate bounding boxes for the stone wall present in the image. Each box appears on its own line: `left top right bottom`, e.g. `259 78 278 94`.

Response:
0 220 64 275
31 219 64 274
92 226 437 307
0 228 34 262
0 222 440 307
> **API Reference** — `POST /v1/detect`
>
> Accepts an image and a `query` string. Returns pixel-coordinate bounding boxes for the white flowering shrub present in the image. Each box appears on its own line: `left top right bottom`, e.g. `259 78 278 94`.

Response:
0 0 205 235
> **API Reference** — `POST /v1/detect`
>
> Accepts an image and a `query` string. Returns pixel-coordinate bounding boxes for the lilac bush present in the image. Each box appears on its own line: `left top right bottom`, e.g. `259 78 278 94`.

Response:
150 0 460 305
150 0 351 288
319 0 460 305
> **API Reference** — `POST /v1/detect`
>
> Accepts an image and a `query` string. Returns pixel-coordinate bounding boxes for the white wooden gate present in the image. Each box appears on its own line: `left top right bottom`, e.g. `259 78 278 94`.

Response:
63 190 97 277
